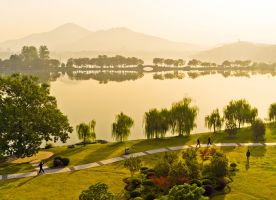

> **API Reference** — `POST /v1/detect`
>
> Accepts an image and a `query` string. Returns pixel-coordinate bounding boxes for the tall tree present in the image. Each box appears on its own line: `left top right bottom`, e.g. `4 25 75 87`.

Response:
39 45 50 60
170 98 198 136
269 103 276 123
0 74 72 158
20 46 39 67
224 99 258 129
112 112 134 142
76 120 96 145
205 109 224 133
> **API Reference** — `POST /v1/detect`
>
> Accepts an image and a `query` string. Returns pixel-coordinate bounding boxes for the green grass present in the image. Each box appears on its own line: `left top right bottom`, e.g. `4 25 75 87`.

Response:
1 125 276 174
0 146 275 200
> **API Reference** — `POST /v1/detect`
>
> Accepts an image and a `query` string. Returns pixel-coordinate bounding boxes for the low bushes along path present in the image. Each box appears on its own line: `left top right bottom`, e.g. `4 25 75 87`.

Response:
1 142 276 181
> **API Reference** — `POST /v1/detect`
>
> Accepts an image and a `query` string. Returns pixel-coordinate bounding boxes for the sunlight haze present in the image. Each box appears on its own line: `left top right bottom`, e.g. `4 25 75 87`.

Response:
1 0 276 45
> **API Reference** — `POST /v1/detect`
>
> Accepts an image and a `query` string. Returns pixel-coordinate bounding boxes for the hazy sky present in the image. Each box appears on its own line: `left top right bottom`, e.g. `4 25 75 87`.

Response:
1 0 276 45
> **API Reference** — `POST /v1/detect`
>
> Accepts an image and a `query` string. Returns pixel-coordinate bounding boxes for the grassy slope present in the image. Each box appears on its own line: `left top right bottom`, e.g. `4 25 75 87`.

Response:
1 125 276 174
0 145 275 200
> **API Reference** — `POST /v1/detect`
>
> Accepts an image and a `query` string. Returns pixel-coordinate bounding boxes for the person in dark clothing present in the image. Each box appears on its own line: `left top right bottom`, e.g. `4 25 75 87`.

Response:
38 161 45 175
207 137 212 146
196 138 200 148
246 149 251 163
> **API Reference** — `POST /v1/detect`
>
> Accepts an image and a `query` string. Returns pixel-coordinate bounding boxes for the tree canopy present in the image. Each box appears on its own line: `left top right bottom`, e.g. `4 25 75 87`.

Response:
0 74 72 158
112 112 134 142
76 120 96 145
205 109 224 133
269 103 276 123
224 99 258 129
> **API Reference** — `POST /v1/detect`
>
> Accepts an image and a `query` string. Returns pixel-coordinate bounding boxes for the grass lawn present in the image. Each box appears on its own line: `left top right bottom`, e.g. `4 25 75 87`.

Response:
0 146 275 200
1 124 276 174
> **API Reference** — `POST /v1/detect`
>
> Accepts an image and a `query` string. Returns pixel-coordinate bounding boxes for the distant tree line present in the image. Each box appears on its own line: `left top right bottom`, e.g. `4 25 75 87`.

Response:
66 55 144 68
0 46 60 69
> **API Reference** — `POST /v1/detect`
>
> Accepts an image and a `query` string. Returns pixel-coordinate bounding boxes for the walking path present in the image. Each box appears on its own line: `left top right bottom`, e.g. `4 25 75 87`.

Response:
1 142 276 181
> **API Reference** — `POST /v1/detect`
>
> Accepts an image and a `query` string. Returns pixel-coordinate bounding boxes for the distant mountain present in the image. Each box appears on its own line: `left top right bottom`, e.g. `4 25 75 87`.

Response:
0 23 207 60
193 41 276 63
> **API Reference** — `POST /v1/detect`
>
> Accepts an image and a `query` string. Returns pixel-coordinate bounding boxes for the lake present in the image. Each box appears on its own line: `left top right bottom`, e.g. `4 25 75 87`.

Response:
49 70 276 144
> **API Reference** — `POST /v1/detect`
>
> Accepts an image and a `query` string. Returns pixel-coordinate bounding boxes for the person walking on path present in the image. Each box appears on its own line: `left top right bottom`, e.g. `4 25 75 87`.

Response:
207 137 212 146
38 161 45 175
246 149 251 163
196 138 201 148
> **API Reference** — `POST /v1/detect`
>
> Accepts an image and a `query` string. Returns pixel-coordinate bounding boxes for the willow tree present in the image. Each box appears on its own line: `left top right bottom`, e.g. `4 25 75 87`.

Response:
269 103 276 123
170 98 198 136
224 99 258 129
205 109 224 133
112 112 134 142
144 108 170 139
76 120 96 145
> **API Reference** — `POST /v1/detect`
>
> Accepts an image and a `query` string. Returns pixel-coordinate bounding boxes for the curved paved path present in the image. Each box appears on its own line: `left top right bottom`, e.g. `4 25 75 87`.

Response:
1 142 276 181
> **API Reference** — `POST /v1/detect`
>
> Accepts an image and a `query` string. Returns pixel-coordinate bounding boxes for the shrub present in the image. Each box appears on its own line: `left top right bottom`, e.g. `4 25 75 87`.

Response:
146 172 155 179
133 197 143 200
183 148 200 180
124 156 142 177
130 191 141 198
163 152 178 165
191 179 202 187
131 178 142 188
230 162 237 171
168 184 207 200
203 185 214 196
45 143 54 149
252 119 266 141
53 157 70 167
145 193 155 200
154 161 170 177
216 178 227 191
201 179 213 186
53 157 63 167
79 182 114 200
210 152 228 177
168 161 189 185
61 158 70 166
143 180 154 186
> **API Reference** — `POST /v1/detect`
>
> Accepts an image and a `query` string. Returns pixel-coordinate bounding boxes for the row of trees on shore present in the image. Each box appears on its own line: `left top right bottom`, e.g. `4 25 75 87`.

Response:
76 98 276 144
66 55 144 68
0 45 276 71
0 46 60 69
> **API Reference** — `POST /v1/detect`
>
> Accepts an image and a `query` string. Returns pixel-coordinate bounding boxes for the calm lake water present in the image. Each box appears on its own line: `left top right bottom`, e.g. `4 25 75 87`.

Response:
49 71 276 144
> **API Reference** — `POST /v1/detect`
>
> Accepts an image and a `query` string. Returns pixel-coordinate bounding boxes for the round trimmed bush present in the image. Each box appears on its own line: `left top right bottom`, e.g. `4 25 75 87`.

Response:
216 178 227 191
145 193 155 200
53 157 63 167
202 179 213 186
131 178 142 187
203 185 214 196
130 191 141 198
61 158 70 166
191 179 202 187
143 180 154 186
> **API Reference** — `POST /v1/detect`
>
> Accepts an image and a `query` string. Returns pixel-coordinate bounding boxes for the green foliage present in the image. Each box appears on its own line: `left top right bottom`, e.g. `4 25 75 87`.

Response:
0 74 72 158
144 108 170 139
168 184 207 200
225 119 238 136
112 112 134 142
124 156 142 177
163 152 178 165
39 45 50 60
79 182 114 200
209 152 229 177
252 119 266 141
170 98 198 136
182 148 200 180
205 108 224 133
168 161 189 185
269 103 276 122
224 99 258 129
154 161 170 177
76 120 96 145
